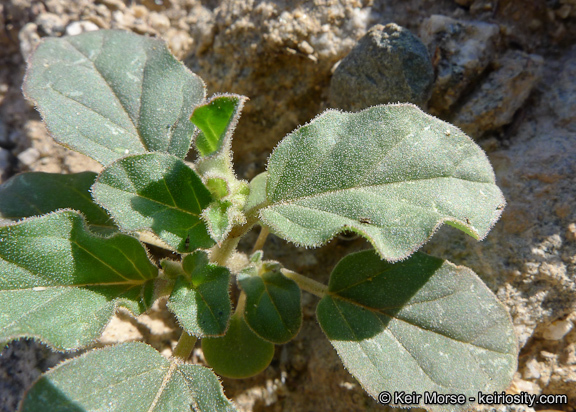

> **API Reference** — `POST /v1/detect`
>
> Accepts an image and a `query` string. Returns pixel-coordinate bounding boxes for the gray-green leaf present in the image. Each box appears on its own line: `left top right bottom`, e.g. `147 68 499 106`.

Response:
191 94 247 158
0 211 157 350
0 172 114 231
23 30 205 166
92 153 214 252
20 342 237 412
262 104 505 261
316 250 517 412
237 263 301 344
167 251 231 337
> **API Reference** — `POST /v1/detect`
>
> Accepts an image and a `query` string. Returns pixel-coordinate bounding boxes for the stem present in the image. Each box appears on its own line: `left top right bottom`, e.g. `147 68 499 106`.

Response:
281 269 328 298
251 226 269 253
172 331 197 362
210 215 259 266
235 291 247 314
210 236 240 266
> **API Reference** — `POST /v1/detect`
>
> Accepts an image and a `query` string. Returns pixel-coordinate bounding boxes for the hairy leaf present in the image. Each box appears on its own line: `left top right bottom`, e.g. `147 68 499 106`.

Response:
0 172 114 231
191 94 247 158
202 312 274 379
316 250 517 412
167 251 231 337
23 30 205 166
20 342 237 412
0 211 157 350
237 263 301 344
262 104 505 261
243 172 268 215
92 153 214 252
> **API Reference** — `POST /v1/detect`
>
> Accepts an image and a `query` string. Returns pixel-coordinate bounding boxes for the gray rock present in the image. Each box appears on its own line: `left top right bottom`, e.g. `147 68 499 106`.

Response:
419 15 500 115
548 53 576 131
453 50 543 137
18 23 41 61
35 12 66 37
329 23 434 111
0 118 7 147
0 148 10 182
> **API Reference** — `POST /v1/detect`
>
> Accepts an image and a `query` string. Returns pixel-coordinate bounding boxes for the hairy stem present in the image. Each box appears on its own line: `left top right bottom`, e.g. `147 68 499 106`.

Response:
172 331 197 362
210 216 259 266
251 226 269 253
281 269 328 298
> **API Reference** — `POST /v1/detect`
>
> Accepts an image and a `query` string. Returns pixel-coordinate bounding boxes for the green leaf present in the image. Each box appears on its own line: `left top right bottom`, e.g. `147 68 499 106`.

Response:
0 211 157 350
202 311 275 379
316 250 517 411
23 30 205 166
92 153 214 252
0 172 114 231
167 251 231 337
20 342 237 412
237 263 302 344
262 104 505 261
202 200 233 244
243 172 268 215
191 94 247 157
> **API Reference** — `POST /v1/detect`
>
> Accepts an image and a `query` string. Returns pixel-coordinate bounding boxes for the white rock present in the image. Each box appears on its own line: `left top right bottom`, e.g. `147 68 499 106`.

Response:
541 319 574 340
66 21 99 36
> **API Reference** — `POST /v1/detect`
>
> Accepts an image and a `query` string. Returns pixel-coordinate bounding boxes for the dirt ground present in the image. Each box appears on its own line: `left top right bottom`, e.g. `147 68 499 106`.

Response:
1 0 575 411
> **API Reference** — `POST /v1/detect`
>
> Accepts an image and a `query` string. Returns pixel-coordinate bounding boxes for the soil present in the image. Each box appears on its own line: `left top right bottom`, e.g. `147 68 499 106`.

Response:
1 1 575 411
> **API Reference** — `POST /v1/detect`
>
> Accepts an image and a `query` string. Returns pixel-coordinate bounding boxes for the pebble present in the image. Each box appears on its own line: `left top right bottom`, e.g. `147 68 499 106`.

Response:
541 318 574 341
329 23 434 111
549 55 576 131
419 15 500 114
0 148 11 176
35 13 66 37
0 118 7 147
65 21 99 36
17 147 40 167
453 50 543 137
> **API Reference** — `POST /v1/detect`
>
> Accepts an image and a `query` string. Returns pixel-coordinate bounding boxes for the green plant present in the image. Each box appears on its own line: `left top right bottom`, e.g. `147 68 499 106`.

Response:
0 30 517 411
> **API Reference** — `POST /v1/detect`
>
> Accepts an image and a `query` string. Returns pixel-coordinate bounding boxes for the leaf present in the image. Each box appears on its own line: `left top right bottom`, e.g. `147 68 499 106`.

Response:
92 153 214 252
0 211 157 350
237 263 302 344
0 172 114 231
262 104 505 261
243 172 268 215
202 200 233 244
20 342 237 412
23 30 205 166
167 251 231 337
202 311 275 379
191 94 247 158
316 250 517 412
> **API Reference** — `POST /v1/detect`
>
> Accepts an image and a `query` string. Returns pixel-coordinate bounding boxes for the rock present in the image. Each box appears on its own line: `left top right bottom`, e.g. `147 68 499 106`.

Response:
540 318 574 340
419 15 501 115
453 50 543 138
0 148 11 181
35 12 66 37
65 20 99 36
0 117 7 147
18 23 41 61
187 0 370 169
548 53 576 131
16 147 40 167
329 23 434 111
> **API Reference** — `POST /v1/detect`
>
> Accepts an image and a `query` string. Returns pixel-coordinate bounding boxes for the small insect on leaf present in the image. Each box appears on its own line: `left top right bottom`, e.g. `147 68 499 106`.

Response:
359 217 372 224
